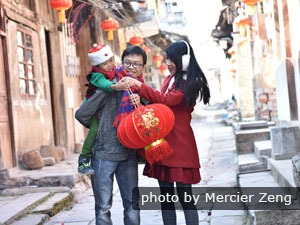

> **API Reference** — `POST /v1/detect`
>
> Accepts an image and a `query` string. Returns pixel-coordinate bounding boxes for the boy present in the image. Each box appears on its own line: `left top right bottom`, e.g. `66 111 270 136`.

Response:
78 43 120 175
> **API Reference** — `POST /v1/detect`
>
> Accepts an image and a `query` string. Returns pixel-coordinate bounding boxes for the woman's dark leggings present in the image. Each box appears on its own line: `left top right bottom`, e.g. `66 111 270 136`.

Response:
158 180 199 225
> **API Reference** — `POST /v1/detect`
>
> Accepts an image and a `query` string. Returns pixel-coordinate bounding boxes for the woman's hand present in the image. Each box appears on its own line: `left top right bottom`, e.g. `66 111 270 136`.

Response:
121 77 142 89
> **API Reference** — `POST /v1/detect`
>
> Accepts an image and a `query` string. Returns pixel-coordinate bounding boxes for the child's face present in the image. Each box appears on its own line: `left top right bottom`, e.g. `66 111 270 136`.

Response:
98 57 115 71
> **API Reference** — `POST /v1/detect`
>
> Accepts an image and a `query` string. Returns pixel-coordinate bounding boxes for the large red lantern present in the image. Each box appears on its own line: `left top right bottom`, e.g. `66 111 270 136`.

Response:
117 103 175 164
50 0 73 23
129 36 144 46
101 18 120 41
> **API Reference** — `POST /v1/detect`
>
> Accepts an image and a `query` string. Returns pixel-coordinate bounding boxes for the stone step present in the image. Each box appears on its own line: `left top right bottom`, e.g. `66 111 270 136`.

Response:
238 153 267 173
0 192 73 225
268 158 296 187
254 140 272 158
32 192 73 216
235 128 270 154
0 192 50 225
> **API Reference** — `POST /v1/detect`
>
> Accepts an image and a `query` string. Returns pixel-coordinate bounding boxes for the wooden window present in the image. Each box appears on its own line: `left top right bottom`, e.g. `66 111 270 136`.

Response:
17 29 36 96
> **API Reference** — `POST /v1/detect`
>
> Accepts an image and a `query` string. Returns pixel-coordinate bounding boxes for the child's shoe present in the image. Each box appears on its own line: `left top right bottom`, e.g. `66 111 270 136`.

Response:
78 156 94 175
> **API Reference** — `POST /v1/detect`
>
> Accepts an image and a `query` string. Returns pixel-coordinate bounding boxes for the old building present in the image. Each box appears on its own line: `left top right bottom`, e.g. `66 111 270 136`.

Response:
0 0 188 179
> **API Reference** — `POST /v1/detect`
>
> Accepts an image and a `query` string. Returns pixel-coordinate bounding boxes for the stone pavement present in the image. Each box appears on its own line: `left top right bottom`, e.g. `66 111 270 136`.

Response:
43 119 246 225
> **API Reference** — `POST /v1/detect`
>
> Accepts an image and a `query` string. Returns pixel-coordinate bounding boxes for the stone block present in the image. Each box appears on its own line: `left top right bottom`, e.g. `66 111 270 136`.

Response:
270 125 300 160
42 157 56 166
234 121 269 130
235 128 270 154
56 146 67 161
40 145 61 163
292 154 300 187
22 150 44 170
254 140 272 158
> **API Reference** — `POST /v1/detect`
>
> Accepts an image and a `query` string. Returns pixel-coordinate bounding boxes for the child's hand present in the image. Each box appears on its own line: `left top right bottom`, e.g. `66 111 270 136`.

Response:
111 81 126 91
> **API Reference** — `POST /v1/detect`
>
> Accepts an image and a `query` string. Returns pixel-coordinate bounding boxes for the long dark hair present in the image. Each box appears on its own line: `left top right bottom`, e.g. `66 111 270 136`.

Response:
166 41 210 106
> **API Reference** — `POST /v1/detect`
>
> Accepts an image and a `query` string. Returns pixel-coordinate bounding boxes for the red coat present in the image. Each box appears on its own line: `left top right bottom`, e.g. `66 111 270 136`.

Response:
138 75 200 169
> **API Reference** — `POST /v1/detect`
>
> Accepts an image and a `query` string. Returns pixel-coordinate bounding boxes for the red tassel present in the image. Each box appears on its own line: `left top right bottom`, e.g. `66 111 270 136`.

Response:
144 139 173 164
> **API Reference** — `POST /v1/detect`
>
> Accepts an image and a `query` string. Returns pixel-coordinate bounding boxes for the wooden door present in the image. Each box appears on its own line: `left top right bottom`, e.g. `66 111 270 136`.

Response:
0 36 14 169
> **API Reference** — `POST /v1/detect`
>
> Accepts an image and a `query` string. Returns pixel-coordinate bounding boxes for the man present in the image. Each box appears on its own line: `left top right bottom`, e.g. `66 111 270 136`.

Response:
75 45 147 225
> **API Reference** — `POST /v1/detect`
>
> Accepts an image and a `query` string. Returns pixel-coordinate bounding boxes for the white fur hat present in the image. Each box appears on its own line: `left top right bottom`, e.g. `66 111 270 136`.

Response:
88 44 114 66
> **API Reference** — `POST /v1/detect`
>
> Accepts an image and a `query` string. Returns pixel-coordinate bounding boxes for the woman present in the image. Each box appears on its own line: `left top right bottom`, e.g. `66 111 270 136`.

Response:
121 40 210 225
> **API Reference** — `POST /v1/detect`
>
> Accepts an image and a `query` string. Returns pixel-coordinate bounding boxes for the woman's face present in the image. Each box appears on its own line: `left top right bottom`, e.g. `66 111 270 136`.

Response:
166 59 176 75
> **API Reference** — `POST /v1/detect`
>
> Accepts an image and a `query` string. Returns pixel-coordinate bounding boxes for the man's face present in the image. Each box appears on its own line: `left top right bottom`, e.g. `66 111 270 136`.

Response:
122 54 144 78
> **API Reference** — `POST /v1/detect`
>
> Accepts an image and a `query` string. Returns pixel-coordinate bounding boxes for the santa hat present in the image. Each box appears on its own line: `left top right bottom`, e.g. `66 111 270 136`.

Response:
88 44 114 66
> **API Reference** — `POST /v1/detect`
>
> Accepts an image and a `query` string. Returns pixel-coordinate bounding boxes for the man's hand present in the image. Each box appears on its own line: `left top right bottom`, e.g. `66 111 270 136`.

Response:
130 94 142 107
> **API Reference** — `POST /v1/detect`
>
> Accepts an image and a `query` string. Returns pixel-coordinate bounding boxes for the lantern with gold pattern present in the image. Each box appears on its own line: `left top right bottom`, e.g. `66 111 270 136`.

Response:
117 103 175 164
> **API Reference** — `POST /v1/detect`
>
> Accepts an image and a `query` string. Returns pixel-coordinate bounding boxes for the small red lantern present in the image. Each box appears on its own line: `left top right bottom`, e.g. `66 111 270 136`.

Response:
159 63 168 75
117 103 175 164
235 15 251 36
101 18 120 41
129 36 144 46
241 0 259 6
235 15 251 27
50 0 73 23
142 45 151 55
153 53 164 68
241 0 259 15
228 47 235 56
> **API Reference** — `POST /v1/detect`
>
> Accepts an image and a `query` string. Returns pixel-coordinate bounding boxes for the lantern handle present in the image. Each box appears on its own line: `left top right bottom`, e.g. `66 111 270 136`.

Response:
125 80 140 109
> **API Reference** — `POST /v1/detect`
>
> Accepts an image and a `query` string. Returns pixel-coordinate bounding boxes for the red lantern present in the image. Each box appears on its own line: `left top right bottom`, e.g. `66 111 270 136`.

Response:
153 53 164 68
159 63 168 75
235 15 251 27
142 45 151 55
50 0 73 23
241 0 259 6
228 47 235 56
117 103 175 164
129 36 144 46
101 18 120 41
241 0 259 15
235 15 251 36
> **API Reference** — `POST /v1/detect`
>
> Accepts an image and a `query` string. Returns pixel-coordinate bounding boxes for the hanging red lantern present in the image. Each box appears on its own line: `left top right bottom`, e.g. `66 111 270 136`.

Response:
153 53 164 68
235 15 251 36
142 45 151 55
50 0 73 23
228 46 235 56
159 63 168 75
241 0 259 6
117 103 175 164
235 15 251 27
129 36 144 46
101 18 120 41
241 0 259 15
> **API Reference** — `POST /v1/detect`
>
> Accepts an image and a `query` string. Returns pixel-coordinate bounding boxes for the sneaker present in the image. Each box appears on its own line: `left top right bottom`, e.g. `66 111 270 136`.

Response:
78 156 94 175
